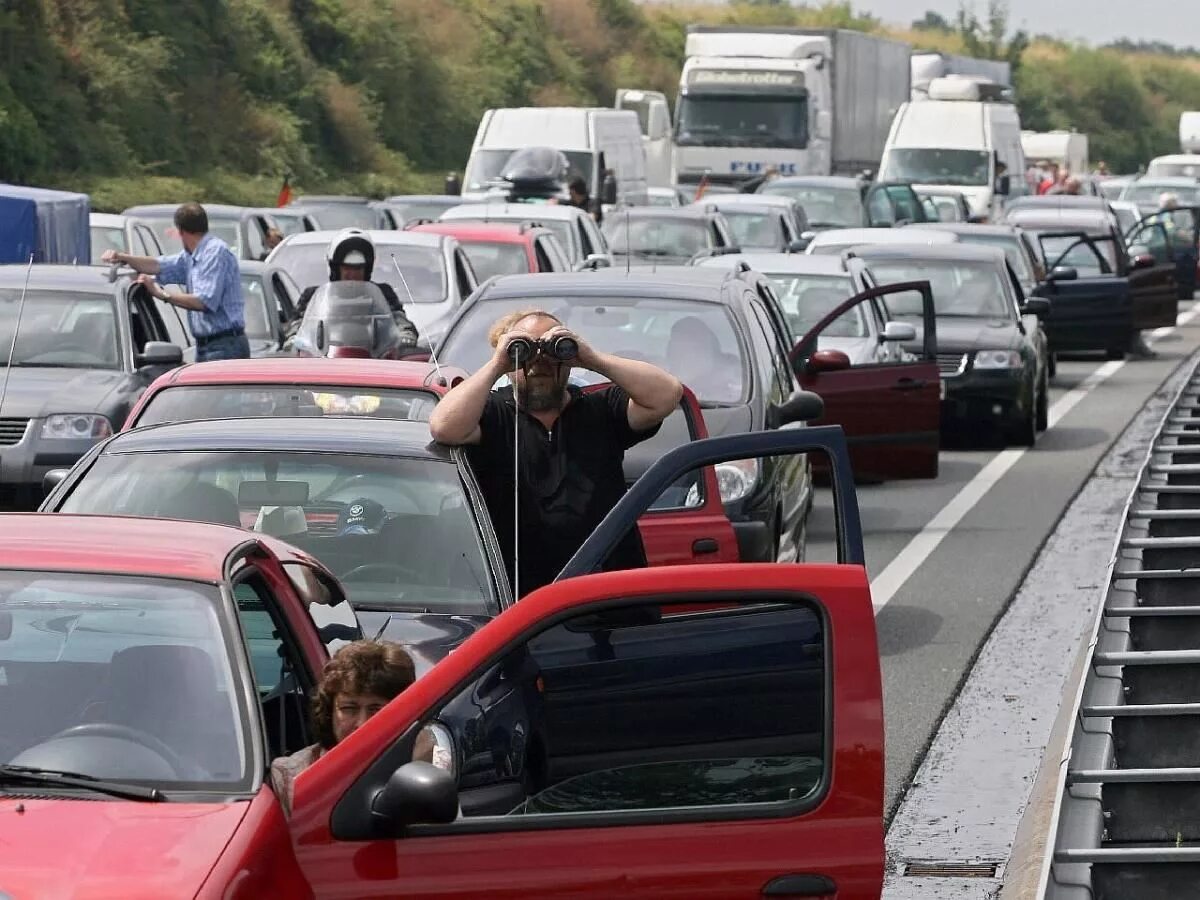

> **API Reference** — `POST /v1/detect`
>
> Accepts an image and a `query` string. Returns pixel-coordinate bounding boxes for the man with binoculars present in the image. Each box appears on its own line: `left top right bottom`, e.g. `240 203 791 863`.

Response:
430 309 683 598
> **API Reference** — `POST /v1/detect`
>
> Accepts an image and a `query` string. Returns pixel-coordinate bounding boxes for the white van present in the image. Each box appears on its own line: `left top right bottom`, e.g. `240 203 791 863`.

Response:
614 89 673 189
462 108 648 206
877 76 1025 222
1021 130 1088 176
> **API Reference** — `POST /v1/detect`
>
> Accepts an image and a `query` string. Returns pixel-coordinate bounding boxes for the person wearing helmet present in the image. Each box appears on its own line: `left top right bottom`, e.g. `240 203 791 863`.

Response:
292 229 420 350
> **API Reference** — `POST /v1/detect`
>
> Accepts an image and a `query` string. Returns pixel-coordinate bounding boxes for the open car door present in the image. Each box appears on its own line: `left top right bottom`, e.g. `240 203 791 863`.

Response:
1119 217 1179 329
1126 206 1199 301
790 281 941 480
290 427 883 900
1032 230 1132 356
586 383 739 566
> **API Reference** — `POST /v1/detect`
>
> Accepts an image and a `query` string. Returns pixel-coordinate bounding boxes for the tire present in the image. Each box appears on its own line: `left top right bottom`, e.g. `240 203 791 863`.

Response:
1105 346 1126 361
1008 392 1037 447
1036 371 1049 432
1048 352 1057 379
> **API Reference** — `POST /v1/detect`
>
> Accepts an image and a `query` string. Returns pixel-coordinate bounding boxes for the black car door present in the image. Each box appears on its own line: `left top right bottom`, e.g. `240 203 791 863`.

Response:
1127 207 1200 301
1122 219 1180 328
1033 231 1132 354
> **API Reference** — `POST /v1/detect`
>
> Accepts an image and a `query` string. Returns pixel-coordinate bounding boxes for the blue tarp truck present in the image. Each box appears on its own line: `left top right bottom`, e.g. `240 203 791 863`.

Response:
0 184 90 265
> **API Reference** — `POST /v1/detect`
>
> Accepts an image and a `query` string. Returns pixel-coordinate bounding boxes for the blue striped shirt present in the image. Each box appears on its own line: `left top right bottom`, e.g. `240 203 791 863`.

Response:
157 233 245 339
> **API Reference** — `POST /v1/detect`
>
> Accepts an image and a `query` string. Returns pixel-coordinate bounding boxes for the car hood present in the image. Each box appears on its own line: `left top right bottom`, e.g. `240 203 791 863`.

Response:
360 611 491 678
906 317 1018 353
0 797 247 898
0 367 125 420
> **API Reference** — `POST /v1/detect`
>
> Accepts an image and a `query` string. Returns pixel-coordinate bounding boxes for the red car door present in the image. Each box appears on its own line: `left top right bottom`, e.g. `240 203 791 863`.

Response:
584 383 739 566
793 281 941 480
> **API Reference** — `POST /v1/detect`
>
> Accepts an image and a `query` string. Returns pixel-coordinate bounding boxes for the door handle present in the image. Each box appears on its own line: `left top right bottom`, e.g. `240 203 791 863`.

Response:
762 874 836 897
892 378 927 391
692 538 719 555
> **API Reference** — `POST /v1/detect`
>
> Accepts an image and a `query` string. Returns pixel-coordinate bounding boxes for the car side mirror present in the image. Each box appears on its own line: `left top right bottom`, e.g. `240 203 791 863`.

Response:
996 174 1011 196
136 341 183 369
370 761 459 830
586 253 611 268
881 321 917 342
602 173 618 206
43 468 70 495
786 238 811 254
805 349 852 374
1021 297 1051 318
316 320 328 354
1048 266 1078 282
766 390 825 429
1130 252 1156 271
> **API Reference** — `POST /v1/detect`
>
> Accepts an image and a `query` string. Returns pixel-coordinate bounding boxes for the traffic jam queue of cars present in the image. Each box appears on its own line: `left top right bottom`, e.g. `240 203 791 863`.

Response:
3 100 1200 898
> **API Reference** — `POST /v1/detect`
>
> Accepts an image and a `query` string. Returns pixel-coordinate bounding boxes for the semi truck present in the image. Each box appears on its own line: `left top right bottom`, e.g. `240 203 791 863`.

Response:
910 51 1012 100
658 26 912 186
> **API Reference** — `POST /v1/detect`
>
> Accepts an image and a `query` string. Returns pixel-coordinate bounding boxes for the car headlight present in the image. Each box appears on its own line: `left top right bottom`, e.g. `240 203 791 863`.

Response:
973 350 1022 370
423 720 457 780
716 458 760 504
40 414 113 440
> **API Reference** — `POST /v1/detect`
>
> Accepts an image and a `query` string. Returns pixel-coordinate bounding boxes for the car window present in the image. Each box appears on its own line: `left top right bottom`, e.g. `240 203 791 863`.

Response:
722 211 781 249
956 234 1035 284
133 384 439 427
239 274 276 340
0 290 120 369
532 239 554 273
461 242 531 281
602 217 711 259
442 296 747 405
90 227 127 264
1038 234 1117 276
763 273 863 337
863 259 1013 318
886 186 923 223
58 451 496 615
246 219 267 261
135 215 242 258
0 571 250 789
576 219 595 257
748 300 793 399
761 184 863 229
270 243 447 303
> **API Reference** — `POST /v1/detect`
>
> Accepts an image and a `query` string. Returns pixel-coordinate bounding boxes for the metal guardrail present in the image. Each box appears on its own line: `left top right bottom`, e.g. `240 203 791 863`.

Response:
1042 362 1200 899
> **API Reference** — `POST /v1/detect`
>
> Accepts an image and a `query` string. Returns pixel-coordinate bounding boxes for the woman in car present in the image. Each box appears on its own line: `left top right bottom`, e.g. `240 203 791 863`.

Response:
270 639 434 816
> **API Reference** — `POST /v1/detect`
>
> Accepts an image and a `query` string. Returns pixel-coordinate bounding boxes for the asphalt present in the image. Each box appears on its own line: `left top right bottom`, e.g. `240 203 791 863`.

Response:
806 304 1200 814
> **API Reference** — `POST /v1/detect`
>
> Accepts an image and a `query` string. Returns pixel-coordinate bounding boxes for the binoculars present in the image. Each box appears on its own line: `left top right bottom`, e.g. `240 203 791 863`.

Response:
507 335 578 364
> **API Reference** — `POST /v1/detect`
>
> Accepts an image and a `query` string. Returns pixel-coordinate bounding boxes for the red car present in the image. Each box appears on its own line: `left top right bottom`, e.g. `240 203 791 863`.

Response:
409 221 572 282
5 426 883 898
121 358 469 430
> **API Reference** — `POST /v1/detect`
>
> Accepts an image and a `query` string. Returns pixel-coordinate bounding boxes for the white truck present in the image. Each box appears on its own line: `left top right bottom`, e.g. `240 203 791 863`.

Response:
614 89 674 188
910 51 1011 100
660 27 912 187
1021 130 1089 175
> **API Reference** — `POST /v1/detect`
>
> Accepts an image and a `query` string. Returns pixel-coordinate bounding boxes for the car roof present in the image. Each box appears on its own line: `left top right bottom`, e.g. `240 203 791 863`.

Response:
1005 207 1114 230
275 229 444 249
146 357 457 390
610 206 715 221
762 176 861 190
442 203 587 222
409 222 539 244
290 196 369 205
1129 176 1200 186
90 213 127 228
696 253 847 275
702 194 797 208
907 222 1023 238
0 265 123 292
851 242 1008 264
104 415 450 460
1007 195 1110 211
386 195 468 204
123 204 250 219
0 514 313 583
809 228 959 246
478 268 740 303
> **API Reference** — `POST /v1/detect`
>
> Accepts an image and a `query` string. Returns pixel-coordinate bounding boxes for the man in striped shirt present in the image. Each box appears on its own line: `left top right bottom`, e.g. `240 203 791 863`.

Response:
102 202 249 361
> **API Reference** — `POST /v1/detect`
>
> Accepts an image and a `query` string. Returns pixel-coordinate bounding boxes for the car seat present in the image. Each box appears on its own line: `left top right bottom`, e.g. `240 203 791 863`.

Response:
157 482 241 527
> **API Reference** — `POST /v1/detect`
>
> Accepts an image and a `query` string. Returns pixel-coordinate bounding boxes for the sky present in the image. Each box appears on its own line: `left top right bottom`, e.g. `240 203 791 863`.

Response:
853 0 1200 47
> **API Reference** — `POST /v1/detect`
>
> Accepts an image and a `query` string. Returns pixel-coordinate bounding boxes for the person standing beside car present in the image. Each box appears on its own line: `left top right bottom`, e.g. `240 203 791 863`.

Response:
102 202 249 361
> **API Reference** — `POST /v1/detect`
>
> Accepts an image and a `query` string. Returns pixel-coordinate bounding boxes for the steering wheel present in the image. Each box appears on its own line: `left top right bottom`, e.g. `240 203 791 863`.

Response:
47 723 201 779
340 562 423 584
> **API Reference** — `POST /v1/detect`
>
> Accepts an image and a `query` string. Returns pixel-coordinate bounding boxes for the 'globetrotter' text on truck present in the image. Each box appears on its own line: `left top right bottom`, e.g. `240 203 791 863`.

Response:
660 27 912 187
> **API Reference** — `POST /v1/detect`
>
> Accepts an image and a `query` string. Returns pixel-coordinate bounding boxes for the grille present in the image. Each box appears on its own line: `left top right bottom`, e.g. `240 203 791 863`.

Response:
903 861 1001 878
0 417 29 446
936 353 967 376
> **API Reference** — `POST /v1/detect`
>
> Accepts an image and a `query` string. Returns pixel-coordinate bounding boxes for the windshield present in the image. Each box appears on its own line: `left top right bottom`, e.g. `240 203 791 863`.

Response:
0 290 119 369
59 451 495 614
239 274 274 339
954 234 1033 284
134 384 439 427
1124 183 1200 205
764 273 862 337
1037 234 1118 276
879 149 990 187
602 216 711 258
441 297 747 405
289 204 377 230
267 211 311 237
1147 162 1200 179
270 243 447 303
464 149 595 193
90 227 126 264
760 184 861 228
864 259 1012 318
676 95 808 149
461 241 532 281
721 210 781 250
1098 181 1127 201
134 215 243 258
0 571 249 789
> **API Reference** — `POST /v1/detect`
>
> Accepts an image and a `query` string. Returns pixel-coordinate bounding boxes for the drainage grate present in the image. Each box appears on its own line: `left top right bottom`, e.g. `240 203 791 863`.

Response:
903 861 1001 878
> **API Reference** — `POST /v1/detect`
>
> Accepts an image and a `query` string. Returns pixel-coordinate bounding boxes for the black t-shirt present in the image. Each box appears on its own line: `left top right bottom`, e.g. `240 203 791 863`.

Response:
466 384 661 598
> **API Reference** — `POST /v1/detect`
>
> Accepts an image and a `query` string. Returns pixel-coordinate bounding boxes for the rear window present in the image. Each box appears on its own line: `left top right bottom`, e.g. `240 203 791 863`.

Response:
863 259 1012 319
133 384 439 427
460 241 533 281
764 273 863 337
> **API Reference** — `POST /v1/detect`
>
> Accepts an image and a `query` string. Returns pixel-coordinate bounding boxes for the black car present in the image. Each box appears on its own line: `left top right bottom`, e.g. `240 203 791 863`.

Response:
0 264 184 507
602 206 736 267
436 269 818 563
756 175 930 231
851 243 1052 446
1004 198 1180 357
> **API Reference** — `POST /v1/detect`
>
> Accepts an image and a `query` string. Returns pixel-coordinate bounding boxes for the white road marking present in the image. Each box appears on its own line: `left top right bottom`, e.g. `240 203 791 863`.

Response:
870 302 1200 612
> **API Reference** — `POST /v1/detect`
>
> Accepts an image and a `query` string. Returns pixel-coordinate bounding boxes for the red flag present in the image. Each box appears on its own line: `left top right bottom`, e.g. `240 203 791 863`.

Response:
694 172 710 202
276 175 292 208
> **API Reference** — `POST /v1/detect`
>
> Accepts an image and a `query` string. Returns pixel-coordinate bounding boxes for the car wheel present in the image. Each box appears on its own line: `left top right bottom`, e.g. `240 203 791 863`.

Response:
1036 371 1050 432
1048 352 1058 379
1008 392 1037 447
1105 345 1126 361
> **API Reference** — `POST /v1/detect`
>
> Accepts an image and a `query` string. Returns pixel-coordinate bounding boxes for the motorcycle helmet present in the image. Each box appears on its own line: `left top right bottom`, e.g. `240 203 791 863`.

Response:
327 228 376 281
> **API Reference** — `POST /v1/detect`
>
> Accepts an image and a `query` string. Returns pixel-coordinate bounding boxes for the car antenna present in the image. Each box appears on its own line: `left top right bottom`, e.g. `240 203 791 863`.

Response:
390 253 446 385
624 206 632 275
0 255 34 418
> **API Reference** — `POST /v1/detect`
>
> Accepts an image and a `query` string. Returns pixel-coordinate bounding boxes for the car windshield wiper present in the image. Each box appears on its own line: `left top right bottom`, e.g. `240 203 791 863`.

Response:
0 764 165 801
